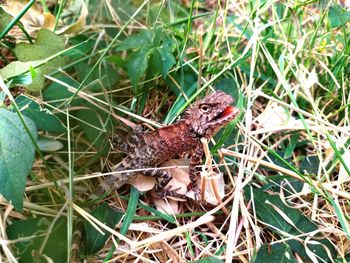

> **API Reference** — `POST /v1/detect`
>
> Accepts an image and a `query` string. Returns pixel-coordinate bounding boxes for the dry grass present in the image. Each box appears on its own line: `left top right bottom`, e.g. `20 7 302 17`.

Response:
1 0 350 262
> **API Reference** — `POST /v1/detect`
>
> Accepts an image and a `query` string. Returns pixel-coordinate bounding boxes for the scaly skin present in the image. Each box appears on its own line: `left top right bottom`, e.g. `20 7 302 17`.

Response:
101 90 240 198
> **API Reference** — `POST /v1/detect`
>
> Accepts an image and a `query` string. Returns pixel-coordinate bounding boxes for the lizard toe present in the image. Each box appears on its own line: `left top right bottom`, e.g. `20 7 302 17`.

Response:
157 186 186 199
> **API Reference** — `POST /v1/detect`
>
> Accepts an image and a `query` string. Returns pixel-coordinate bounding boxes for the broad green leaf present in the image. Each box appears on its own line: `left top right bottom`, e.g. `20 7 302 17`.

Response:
15 29 65 61
116 28 177 91
125 48 150 90
76 106 112 155
214 78 240 102
300 155 320 175
284 132 299 159
153 26 165 47
164 82 197 124
165 67 197 96
255 243 297 263
15 95 66 132
160 33 176 51
7 217 67 263
153 46 176 77
245 187 298 233
287 201 337 260
29 65 37 79
84 203 123 255
0 109 37 211
106 55 125 68
10 73 33 86
0 60 41 82
65 35 95 60
13 29 66 91
245 187 336 261
116 29 153 51
37 137 63 152
43 75 82 108
0 91 6 103
328 5 350 28
74 58 119 91
0 7 12 32
191 256 223 263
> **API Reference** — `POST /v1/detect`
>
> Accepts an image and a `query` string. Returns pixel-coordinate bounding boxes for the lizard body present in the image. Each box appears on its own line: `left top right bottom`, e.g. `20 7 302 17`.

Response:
100 90 239 198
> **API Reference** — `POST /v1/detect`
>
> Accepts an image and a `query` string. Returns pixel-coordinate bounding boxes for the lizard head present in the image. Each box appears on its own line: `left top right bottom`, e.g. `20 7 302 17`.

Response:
183 90 240 138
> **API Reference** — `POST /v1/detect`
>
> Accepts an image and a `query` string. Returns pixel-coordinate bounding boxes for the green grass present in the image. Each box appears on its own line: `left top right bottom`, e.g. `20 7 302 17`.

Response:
0 0 350 262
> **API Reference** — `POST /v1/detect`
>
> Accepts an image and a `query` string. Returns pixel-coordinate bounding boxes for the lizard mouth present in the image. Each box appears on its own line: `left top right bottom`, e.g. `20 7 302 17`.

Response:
208 106 240 126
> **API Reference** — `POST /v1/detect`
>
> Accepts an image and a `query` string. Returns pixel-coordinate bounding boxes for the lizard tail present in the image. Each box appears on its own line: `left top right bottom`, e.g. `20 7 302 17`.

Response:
93 175 116 196
91 164 130 198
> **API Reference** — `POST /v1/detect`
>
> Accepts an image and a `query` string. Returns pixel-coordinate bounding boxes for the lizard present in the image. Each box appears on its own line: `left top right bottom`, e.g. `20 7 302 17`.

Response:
98 90 240 199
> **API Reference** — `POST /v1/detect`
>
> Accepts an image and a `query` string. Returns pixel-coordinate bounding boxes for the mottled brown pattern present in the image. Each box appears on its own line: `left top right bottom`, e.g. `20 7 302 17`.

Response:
100 90 240 198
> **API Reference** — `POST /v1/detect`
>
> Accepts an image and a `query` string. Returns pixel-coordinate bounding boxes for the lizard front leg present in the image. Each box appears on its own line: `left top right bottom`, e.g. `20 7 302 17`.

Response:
143 169 186 199
189 144 204 199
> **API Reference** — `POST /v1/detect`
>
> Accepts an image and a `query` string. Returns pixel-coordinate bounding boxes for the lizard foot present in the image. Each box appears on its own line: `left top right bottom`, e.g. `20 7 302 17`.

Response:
192 187 205 203
157 187 187 199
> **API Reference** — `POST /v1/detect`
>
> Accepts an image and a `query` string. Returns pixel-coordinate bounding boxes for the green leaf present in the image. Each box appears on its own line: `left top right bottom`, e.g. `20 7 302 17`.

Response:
0 61 40 83
255 243 297 263
15 95 66 132
328 5 350 28
37 137 63 152
119 187 139 237
212 120 239 153
153 26 165 47
43 75 81 108
245 187 298 233
116 28 177 90
116 30 153 51
0 91 6 103
300 155 320 175
284 132 299 159
10 73 33 86
125 48 150 90
76 106 112 154
102 187 140 260
13 29 66 91
160 33 176 51
191 256 223 263
0 7 12 33
64 35 95 59
84 203 123 255
15 29 65 61
153 46 176 77
106 55 125 68
215 78 240 103
26 68 46 91
245 187 337 261
74 58 119 91
163 66 198 123
164 82 197 124
29 65 37 79
0 109 37 211
7 217 67 263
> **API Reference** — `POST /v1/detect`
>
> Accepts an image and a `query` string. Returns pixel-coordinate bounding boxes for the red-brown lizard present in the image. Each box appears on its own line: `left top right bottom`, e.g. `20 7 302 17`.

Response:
99 90 239 199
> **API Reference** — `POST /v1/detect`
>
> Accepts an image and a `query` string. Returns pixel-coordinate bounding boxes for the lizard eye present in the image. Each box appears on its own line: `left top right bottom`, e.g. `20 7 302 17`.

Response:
200 105 210 113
